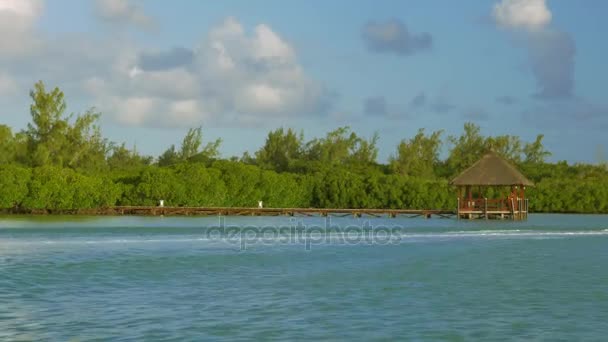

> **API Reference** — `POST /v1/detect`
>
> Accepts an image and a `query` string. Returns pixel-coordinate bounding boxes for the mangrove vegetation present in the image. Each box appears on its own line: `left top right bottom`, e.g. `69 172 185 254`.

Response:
1 82 607 213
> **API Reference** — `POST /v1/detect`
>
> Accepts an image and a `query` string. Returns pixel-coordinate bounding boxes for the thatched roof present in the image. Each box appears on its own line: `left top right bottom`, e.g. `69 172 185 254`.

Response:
450 152 534 186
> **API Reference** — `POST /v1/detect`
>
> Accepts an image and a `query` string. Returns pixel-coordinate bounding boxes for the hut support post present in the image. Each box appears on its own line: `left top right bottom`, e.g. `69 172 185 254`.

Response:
510 198 515 220
484 197 488 220
518 198 522 220
457 197 460 220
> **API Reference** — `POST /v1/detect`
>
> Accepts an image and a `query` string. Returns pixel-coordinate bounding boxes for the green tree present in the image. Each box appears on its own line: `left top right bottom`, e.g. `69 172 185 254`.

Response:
255 127 304 172
390 128 443 178
107 143 153 171
446 123 486 175
25 81 107 170
523 134 551 164
304 127 378 166
23 166 74 210
0 165 31 209
129 167 186 206
174 163 227 206
180 126 222 161
0 125 17 164
158 127 221 166
157 145 181 167
485 135 522 163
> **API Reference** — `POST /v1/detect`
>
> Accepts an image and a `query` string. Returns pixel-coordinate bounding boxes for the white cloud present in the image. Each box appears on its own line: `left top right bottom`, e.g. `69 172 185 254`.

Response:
492 0 575 100
95 0 155 29
113 96 156 125
84 17 328 126
0 0 41 18
0 9 329 128
0 0 43 56
0 73 18 95
252 24 294 61
493 0 552 31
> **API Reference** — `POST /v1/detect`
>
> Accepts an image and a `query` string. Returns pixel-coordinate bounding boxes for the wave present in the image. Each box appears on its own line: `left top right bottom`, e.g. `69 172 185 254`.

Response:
2 229 608 248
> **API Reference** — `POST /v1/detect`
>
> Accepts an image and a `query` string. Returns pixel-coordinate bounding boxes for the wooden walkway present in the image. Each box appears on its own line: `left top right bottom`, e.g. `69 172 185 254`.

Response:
54 206 457 218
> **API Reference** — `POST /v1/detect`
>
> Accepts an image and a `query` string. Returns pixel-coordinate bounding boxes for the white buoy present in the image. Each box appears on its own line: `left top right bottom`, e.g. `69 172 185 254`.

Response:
159 199 165 207
258 201 263 208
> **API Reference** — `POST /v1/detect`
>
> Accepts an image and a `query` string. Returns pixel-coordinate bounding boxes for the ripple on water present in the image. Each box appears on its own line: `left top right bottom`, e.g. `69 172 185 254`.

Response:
1 215 608 340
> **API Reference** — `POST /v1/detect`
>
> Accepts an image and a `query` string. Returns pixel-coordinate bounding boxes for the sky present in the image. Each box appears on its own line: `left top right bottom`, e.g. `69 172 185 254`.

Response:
0 0 606 163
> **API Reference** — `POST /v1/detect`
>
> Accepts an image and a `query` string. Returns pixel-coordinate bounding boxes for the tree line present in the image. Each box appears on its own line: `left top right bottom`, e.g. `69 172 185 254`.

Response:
1 81 607 213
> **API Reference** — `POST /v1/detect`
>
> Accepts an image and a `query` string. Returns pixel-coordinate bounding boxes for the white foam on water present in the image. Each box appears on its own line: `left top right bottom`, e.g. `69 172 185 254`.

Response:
2 229 608 248
401 230 608 239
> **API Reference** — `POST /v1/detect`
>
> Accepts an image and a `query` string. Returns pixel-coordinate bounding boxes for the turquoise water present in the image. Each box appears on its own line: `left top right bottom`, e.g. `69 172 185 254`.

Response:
1 214 608 340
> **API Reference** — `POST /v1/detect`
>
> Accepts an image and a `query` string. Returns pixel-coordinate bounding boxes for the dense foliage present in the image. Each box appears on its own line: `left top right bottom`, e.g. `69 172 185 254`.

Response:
1 82 607 213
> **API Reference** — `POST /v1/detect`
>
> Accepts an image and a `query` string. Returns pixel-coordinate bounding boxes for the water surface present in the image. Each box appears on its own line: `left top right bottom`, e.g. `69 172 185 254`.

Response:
1 214 607 340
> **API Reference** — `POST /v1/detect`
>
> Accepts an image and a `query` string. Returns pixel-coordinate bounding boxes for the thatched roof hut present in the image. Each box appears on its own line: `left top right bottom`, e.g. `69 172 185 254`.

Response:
450 152 534 186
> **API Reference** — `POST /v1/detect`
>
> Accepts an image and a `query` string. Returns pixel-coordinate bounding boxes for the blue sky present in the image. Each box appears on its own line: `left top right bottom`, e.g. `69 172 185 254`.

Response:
0 0 606 162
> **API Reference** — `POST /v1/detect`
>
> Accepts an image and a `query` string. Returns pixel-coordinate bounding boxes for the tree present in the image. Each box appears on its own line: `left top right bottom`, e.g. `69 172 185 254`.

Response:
107 143 153 171
255 127 304 172
158 127 221 166
130 167 187 206
390 128 443 178
0 165 31 208
24 81 107 170
523 134 551 164
25 81 68 166
485 135 522 163
173 163 227 206
304 127 379 166
0 125 16 164
446 123 486 175
158 145 181 167
350 132 379 166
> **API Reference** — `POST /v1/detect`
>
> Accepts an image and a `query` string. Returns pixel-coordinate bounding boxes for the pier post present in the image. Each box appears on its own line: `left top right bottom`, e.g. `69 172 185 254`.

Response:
484 198 488 220
510 198 515 220
518 198 522 220
457 197 460 220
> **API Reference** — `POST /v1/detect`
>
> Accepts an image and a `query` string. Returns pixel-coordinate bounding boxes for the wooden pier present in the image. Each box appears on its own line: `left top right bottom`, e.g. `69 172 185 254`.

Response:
19 206 457 218
107 206 456 218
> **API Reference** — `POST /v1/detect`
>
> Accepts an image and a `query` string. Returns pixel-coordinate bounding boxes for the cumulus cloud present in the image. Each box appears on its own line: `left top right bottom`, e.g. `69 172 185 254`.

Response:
83 17 329 126
0 7 330 128
492 0 575 100
0 0 42 19
0 0 43 56
362 19 432 56
95 0 156 29
493 0 551 31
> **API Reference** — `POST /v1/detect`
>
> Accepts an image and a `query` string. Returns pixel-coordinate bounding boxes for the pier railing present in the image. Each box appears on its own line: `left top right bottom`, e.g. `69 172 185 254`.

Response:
458 198 509 211
457 197 529 220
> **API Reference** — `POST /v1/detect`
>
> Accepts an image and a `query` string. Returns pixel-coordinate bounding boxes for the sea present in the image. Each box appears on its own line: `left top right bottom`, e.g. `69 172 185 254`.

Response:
1 214 607 341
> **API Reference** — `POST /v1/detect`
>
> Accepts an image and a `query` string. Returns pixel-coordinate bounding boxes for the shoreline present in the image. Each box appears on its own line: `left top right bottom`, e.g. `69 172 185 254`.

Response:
1 207 606 217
